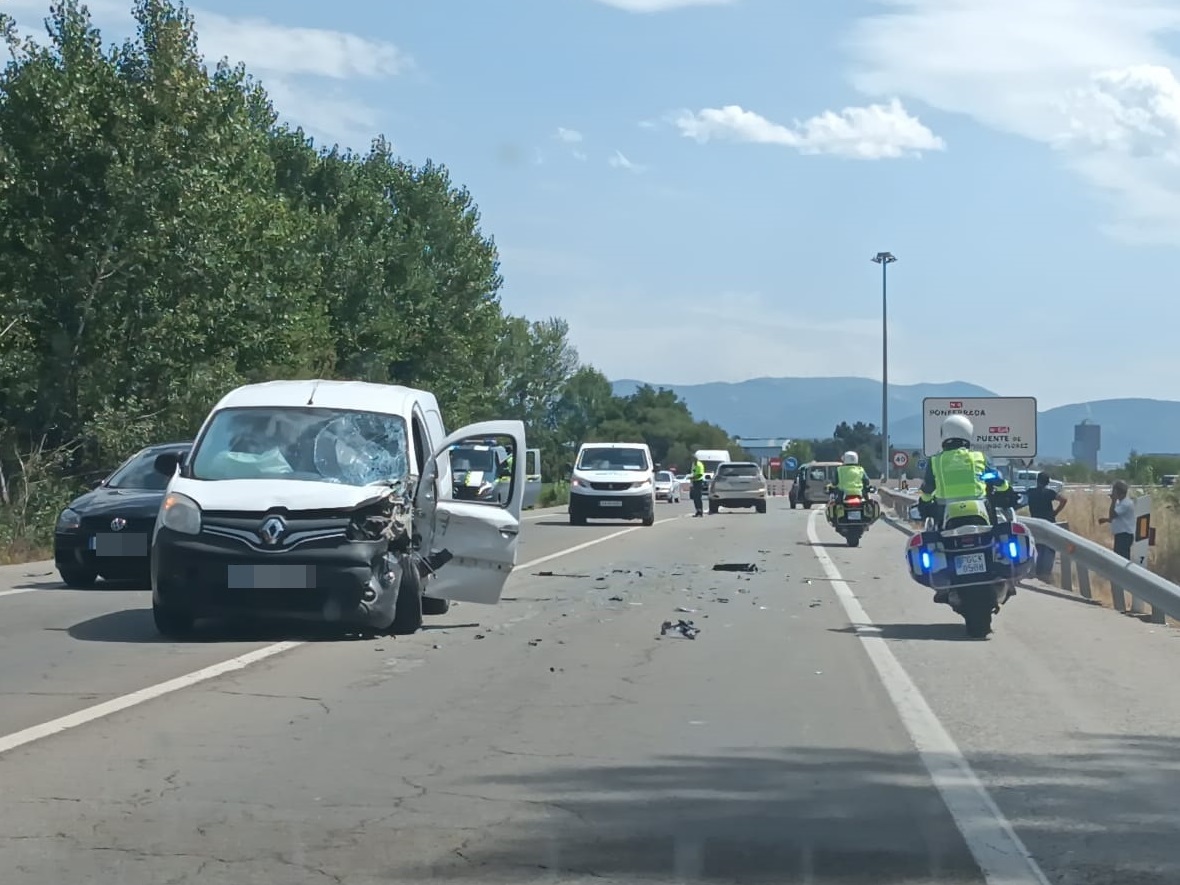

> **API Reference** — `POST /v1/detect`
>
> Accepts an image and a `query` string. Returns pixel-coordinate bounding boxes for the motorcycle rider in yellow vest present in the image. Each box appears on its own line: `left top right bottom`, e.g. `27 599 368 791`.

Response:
918 415 1014 526
826 450 871 520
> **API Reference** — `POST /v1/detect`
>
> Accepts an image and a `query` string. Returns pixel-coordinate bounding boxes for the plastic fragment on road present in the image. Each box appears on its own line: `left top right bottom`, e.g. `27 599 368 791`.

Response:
660 619 700 639
713 563 759 572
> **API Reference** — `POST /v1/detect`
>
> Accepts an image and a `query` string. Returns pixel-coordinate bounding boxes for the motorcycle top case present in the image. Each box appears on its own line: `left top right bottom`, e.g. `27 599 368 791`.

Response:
905 521 1035 590
828 497 882 524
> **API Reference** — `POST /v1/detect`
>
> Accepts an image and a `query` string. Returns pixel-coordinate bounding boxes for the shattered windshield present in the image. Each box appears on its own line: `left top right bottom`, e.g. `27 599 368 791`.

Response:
189 406 409 487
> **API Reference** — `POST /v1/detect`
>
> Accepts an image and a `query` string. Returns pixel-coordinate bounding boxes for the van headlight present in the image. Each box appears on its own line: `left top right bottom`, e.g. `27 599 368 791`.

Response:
160 492 202 535
632 479 652 490
56 508 81 532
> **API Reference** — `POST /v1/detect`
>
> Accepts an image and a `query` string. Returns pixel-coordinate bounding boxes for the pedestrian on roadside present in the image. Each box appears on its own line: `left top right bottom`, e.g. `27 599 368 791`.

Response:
690 456 706 518
1026 471 1067 578
1098 479 1135 560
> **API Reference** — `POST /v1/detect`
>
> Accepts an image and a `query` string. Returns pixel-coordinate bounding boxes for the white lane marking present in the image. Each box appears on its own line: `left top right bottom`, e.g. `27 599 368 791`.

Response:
0 514 686 756
0 586 45 599
806 511 1051 885
0 642 302 758
518 514 685 570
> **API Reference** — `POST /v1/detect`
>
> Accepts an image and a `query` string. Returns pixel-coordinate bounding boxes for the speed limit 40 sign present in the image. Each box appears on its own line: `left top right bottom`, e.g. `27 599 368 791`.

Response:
892 451 909 469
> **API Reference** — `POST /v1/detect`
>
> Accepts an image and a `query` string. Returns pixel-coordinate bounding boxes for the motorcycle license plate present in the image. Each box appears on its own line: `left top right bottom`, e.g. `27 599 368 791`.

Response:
845 510 862 521
954 552 987 576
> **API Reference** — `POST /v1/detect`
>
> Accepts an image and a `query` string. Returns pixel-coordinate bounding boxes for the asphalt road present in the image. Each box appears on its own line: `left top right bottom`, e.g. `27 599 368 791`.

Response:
2 497 1179 883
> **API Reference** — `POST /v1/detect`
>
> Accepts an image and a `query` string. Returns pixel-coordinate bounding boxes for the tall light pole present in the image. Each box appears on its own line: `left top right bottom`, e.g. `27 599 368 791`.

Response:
871 252 896 484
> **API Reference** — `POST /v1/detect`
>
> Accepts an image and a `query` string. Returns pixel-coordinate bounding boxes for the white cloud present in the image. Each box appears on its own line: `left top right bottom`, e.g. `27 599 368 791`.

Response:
844 0 1180 240
5 3 408 152
592 0 736 11
608 149 647 172
572 149 588 161
555 127 584 143
193 11 411 79
674 99 945 159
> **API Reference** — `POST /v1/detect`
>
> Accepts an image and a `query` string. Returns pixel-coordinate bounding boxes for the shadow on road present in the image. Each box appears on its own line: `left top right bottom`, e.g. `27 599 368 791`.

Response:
397 739 1180 884
7 576 149 593
828 622 973 642
65 609 384 644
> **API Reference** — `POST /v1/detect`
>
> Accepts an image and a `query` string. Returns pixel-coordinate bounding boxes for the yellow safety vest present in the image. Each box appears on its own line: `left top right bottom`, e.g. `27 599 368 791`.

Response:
836 464 867 495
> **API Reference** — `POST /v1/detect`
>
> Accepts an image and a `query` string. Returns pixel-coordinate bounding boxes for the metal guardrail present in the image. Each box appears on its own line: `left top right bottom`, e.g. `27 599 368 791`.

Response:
878 487 1180 626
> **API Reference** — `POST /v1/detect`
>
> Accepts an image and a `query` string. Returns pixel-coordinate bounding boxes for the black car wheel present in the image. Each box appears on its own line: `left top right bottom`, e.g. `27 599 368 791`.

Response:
390 558 424 635
153 600 196 638
58 562 98 588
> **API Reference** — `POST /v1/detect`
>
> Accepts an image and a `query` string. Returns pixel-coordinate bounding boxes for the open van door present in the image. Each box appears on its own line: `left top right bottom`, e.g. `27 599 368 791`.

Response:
523 447 542 509
416 420 527 605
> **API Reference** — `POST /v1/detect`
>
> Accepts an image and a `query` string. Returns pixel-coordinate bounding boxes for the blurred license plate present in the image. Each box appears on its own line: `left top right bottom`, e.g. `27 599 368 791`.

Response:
90 533 148 556
845 510 862 521
954 553 987 576
228 564 315 589
598 500 622 507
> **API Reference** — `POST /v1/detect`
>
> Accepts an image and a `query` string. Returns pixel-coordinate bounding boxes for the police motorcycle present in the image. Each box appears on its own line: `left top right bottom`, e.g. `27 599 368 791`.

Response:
824 482 882 547
903 470 1035 638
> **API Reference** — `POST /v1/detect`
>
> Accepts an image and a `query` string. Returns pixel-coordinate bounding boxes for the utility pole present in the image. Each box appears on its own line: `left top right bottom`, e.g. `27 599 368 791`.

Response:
871 252 897 484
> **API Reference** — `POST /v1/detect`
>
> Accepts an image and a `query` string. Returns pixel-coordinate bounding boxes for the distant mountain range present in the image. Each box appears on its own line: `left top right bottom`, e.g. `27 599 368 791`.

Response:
610 376 1180 463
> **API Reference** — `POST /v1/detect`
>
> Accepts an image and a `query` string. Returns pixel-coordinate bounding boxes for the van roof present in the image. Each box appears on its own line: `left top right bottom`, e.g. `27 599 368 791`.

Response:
212 380 436 416
578 441 650 450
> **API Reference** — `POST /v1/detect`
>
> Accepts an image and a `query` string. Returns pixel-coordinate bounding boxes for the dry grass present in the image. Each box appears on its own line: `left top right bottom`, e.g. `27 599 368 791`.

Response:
1035 488 1180 611
0 539 52 566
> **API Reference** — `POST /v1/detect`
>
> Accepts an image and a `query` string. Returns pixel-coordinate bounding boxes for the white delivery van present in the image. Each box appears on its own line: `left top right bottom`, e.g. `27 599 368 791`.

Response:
149 379 527 638
694 448 732 481
568 442 656 526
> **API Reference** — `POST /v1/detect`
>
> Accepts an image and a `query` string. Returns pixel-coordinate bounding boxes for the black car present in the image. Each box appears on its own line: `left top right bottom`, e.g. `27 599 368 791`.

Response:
54 441 192 587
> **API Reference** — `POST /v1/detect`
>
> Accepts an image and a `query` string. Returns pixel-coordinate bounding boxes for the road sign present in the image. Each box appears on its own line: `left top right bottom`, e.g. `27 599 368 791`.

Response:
917 458 927 472
1131 494 1152 568
769 457 781 469
921 396 1038 460
784 456 798 471
892 451 909 469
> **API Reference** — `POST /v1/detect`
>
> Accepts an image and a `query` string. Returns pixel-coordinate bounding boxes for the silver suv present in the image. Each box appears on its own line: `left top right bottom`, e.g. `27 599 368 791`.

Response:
708 462 767 514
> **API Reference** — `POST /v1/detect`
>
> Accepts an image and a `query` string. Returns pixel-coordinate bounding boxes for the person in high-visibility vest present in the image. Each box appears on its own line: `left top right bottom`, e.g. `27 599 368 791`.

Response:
826 450 870 519
918 415 1013 527
690 457 706 518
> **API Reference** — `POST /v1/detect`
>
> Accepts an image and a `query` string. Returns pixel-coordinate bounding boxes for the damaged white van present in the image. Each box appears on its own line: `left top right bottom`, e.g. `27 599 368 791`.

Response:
149 380 526 638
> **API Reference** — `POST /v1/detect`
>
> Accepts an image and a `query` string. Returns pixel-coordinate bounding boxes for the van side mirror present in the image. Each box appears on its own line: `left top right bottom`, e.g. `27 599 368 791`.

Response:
154 451 183 477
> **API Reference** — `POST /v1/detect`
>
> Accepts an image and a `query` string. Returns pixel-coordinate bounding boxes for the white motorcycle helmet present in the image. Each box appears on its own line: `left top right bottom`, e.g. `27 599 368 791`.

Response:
842 450 859 465
940 415 974 449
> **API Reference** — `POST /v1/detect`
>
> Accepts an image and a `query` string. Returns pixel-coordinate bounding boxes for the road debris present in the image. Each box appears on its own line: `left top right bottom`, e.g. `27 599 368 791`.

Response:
534 571 590 578
660 619 700 639
675 606 697 613
713 562 759 573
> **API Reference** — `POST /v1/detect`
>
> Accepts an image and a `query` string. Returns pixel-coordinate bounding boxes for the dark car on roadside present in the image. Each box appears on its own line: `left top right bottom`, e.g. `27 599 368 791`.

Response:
53 441 192 588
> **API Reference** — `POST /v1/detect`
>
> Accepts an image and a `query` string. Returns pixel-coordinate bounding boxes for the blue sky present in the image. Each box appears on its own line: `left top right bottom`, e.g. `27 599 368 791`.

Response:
10 0 1180 409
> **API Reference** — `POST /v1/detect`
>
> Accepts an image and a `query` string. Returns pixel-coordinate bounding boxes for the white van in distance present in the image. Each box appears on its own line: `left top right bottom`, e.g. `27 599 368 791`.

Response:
568 442 656 526
150 380 527 638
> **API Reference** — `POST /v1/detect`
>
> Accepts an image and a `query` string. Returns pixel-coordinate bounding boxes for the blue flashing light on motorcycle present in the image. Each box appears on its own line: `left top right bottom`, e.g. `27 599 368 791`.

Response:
979 470 1001 483
920 550 932 571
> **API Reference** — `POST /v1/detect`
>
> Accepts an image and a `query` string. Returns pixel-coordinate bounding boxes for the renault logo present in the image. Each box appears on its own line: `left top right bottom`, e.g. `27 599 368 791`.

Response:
110 517 127 532
258 516 286 546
